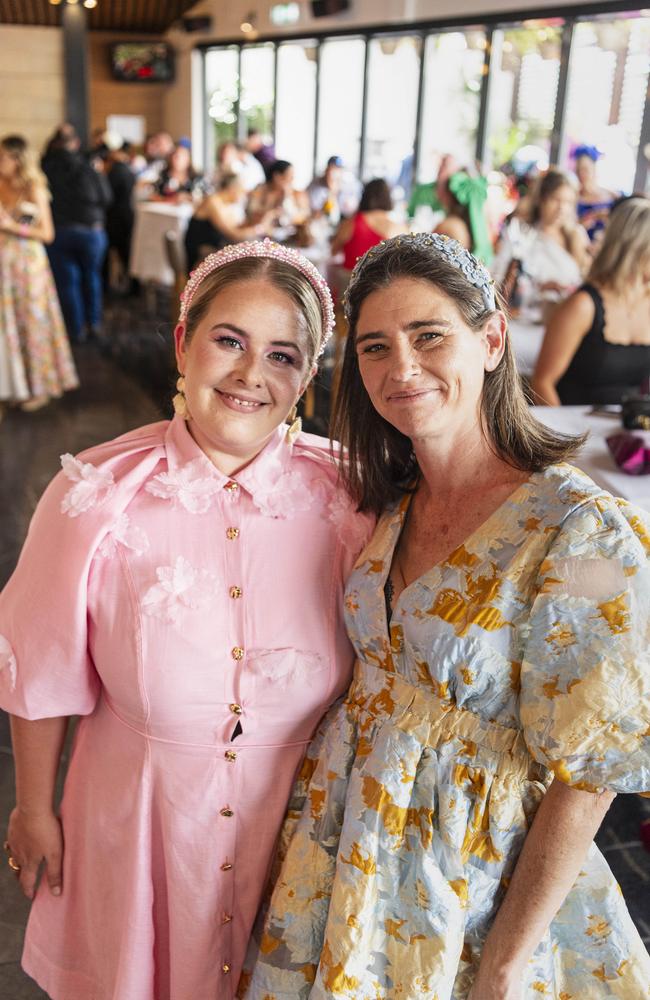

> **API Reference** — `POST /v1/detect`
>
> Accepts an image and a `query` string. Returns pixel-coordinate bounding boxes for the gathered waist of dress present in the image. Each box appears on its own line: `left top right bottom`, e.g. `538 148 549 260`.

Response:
346 659 531 767
100 694 312 752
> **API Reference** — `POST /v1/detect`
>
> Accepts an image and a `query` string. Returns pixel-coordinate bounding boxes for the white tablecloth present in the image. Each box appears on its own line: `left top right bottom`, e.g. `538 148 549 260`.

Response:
532 405 650 510
129 201 194 285
509 318 545 377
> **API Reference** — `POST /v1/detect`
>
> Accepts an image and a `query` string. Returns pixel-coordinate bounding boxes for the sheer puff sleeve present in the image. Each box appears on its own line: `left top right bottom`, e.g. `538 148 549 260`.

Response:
521 495 650 794
0 423 166 721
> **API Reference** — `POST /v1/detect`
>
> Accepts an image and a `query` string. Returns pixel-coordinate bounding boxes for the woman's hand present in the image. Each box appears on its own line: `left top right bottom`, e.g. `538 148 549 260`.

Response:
467 961 523 1000
6 806 64 900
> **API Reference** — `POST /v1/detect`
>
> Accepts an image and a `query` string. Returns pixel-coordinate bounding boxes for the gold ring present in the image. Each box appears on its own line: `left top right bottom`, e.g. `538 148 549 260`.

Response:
7 856 20 872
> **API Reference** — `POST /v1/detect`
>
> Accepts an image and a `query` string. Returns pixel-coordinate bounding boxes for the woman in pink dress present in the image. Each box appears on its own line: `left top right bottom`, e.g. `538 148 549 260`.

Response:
0 240 371 1000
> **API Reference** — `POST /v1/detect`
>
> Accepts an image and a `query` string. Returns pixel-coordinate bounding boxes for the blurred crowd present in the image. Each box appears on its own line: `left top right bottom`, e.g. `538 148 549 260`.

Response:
0 120 648 417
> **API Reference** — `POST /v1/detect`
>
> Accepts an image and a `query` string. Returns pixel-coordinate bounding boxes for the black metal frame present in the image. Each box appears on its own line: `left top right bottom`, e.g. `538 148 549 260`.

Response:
199 1 650 189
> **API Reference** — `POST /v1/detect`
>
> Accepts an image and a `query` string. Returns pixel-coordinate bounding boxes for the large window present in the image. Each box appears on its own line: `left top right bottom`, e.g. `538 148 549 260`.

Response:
204 46 239 169
275 41 318 188
485 20 564 171
363 35 421 186
418 29 486 181
316 37 366 175
200 8 649 195
240 43 275 139
562 13 650 191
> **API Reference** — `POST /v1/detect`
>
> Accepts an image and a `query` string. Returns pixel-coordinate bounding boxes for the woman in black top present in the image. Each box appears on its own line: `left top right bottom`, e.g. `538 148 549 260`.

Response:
184 174 271 271
531 197 650 406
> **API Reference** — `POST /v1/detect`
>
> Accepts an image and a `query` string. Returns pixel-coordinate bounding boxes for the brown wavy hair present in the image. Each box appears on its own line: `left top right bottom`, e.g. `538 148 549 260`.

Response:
332 237 586 514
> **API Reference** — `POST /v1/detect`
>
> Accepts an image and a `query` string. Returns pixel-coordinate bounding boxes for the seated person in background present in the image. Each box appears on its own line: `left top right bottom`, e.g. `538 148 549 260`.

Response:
247 160 310 229
434 169 493 264
331 178 406 270
573 145 618 243
531 197 650 406
307 155 347 224
492 169 591 302
214 140 265 193
245 128 276 178
154 144 203 201
184 173 272 271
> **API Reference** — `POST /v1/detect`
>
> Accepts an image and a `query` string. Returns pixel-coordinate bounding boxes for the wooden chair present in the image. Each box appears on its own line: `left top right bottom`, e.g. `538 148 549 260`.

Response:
164 230 188 322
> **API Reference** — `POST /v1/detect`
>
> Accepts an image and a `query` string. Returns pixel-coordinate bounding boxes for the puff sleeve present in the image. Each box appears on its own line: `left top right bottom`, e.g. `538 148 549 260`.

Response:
0 427 166 720
520 495 650 794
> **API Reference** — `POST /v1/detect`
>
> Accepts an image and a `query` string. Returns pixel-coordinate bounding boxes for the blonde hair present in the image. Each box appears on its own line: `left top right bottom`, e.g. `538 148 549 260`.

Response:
0 134 48 196
588 197 650 293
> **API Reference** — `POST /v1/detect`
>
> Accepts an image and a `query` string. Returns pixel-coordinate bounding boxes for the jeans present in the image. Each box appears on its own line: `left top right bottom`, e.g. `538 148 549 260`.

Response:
48 226 108 341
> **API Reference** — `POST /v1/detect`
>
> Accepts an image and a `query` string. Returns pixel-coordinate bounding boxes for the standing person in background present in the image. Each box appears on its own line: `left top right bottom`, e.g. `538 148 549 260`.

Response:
0 240 372 999
41 125 112 343
0 134 78 414
105 142 136 289
573 145 618 243
531 196 650 406
331 178 407 271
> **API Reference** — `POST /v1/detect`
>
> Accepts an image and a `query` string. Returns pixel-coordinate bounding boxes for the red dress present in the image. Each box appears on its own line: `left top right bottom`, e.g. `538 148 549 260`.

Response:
342 212 385 270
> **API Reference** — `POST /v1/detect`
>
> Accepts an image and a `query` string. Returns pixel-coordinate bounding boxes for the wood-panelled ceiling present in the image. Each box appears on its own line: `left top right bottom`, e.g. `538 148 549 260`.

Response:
0 0 201 33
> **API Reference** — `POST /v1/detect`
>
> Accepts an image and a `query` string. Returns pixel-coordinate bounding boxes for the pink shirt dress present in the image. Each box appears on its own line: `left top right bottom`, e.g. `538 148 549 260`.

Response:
0 415 371 1000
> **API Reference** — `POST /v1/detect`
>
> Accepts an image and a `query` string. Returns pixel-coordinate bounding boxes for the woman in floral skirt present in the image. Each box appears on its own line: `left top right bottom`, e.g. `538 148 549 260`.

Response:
0 134 78 414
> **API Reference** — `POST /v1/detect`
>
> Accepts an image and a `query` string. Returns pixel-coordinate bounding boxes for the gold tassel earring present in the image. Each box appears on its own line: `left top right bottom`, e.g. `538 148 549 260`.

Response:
172 375 189 420
285 403 302 443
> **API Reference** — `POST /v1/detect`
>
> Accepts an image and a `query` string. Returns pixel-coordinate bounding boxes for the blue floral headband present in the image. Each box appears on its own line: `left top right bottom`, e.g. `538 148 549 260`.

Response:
344 232 496 314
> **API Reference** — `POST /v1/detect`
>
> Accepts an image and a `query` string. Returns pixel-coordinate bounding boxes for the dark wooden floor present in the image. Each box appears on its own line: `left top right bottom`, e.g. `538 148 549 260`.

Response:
0 293 648 997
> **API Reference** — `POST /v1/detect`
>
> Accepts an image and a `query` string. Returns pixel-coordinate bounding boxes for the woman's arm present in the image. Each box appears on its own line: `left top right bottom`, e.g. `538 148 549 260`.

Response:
205 196 269 242
468 779 615 999
434 215 471 249
6 714 69 899
0 186 55 244
529 290 594 406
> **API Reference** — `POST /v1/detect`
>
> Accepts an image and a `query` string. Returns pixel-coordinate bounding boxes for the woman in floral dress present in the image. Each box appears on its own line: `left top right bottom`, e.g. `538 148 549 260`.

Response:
0 241 371 999
0 134 78 413
241 234 650 999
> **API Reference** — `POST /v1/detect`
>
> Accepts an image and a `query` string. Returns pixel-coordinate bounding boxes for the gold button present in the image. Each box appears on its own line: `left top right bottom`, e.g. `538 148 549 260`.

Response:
225 750 237 762
231 646 244 661
224 481 239 492
229 703 242 715
220 807 234 818
222 963 231 974
221 862 233 871
226 527 239 540
229 586 242 599
222 913 233 925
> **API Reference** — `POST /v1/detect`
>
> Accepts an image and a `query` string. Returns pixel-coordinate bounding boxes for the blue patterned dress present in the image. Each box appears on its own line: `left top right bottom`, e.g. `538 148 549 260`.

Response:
240 464 650 999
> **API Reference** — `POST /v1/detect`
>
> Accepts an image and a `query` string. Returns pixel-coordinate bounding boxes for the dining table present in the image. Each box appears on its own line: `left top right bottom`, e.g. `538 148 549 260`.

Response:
532 405 650 511
129 200 195 286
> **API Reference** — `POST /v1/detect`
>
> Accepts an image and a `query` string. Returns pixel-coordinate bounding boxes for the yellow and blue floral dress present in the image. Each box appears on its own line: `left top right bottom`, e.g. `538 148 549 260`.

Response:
240 464 650 999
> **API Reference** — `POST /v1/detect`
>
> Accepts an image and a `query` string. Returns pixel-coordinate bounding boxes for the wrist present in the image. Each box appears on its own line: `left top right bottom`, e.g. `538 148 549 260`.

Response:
15 801 56 820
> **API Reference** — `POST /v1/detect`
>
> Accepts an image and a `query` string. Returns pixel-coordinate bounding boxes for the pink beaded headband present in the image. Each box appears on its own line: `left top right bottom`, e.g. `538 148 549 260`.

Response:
178 239 335 357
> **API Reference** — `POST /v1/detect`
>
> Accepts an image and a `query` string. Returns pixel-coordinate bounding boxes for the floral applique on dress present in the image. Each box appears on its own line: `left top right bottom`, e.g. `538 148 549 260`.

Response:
141 555 219 625
145 458 223 514
60 454 115 517
97 514 149 558
0 635 17 691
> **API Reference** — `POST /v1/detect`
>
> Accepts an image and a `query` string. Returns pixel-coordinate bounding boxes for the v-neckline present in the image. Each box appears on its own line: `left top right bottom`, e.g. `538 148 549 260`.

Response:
381 473 536 641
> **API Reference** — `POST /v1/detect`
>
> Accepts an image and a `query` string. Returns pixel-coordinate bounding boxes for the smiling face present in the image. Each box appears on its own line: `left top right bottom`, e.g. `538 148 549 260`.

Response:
174 278 314 474
355 277 505 448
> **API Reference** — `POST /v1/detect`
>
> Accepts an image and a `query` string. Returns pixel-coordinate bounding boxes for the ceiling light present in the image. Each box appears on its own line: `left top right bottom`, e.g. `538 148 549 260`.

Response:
84 0 97 7
49 0 63 5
